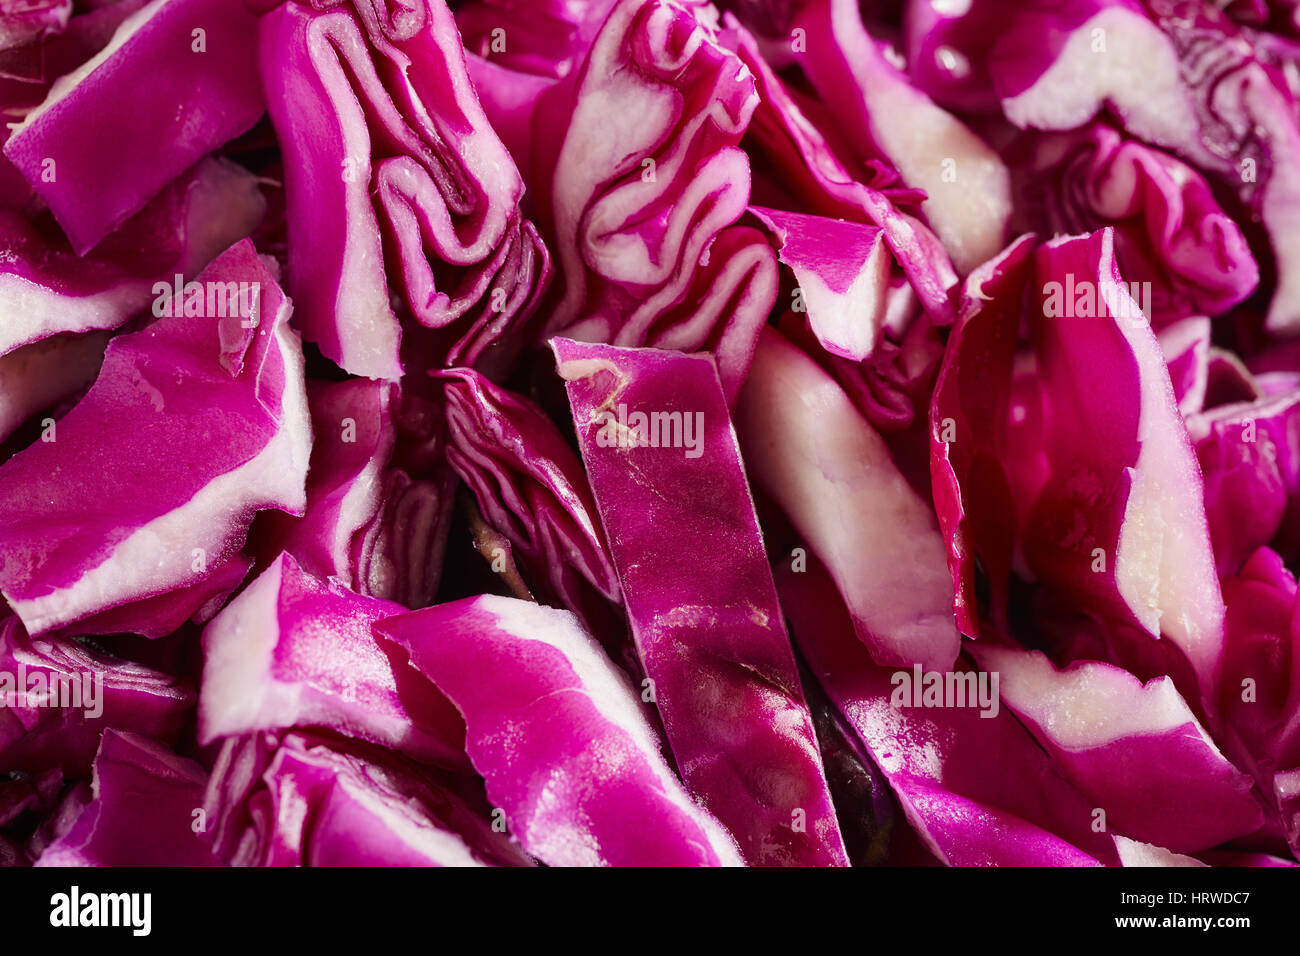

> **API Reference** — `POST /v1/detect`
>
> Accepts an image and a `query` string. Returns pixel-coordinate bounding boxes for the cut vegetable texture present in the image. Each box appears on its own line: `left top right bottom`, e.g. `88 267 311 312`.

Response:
260 0 545 379
376 595 745 867
552 337 847 866
720 15 959 324
201 730 527 867
540 0 777 400
264 379 397 587
929 235 1033 637
779 556 1116 866
199 552 467 767
0 239 310 635
991 0 1300 332
0 617 193 777
1010 123 1259 324
749 206 891 362
1025 229 1225 699
969 644 1263 853
440 366 620 614
737 326 960 671
0 156 267 357
790 0 1011 274
35 730 215 867
4 0 265 253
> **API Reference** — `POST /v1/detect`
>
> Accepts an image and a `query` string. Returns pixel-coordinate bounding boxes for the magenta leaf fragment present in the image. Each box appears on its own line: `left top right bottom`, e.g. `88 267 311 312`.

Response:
539 0 777 400
720 14 959 324
1024 228 1224 701
1189 388 1300 575
0 156 267 358
35 729 215 867
440 366 620 616
779 556 1116 866
1010 123 1259 323
786 0 1011 274
552 336 847 866
0 617 193 777
992 0 1300 332
200 552 467 767
970 643 1264 854
266 377 456 609
262 379 397 589
750 205 891 362
737 326 960 671
4 0 265 254
201 730 526 867
1158 317 1211 416
929 235 1034 638
260 0 545 379
376 595 745 867
0 239 310 636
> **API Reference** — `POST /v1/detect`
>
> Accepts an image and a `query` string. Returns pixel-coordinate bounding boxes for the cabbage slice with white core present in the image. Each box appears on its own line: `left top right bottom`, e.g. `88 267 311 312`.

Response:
792 0 1011 273
750 205 891 361
737 326 960 671
200 552 468 768
1027 229 1225 701
0 239 310 635
971 643 1262 853
376 594 745 867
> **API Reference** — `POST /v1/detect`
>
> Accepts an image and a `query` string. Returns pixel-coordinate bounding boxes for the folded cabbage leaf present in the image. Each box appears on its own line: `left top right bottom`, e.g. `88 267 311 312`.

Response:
200 552 467 767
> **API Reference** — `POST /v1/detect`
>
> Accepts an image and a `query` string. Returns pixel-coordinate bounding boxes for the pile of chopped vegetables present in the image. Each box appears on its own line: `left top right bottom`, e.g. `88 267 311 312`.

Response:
1 0 1298 868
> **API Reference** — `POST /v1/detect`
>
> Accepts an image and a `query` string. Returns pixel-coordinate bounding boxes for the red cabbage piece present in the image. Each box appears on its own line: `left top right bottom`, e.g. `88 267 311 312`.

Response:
719 15 959 324
200 552 467 767
260 0 547 379
1114 836 1208 867
0 0 70 53
34 730 215 866
263 379 397 587
1158 316 1211 416
1221 548 1300 769
539 0 777 400
0 156 266 357
262 378 455 608
902 0 1002 113
440 367 620 616
376 595 745 867
970 643 1264 853
4 0 265 253
0 618 193 776
929 235 1034 638
552 337 847 866
202 730 527 867
1010 123 1260 323
992 0 1300 333
1025 228 1224 702
1189 389 1300 574
784 0 1011 274
779 556 1116 866
736 326 959 670
0 239 310 636
749 205 891 362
